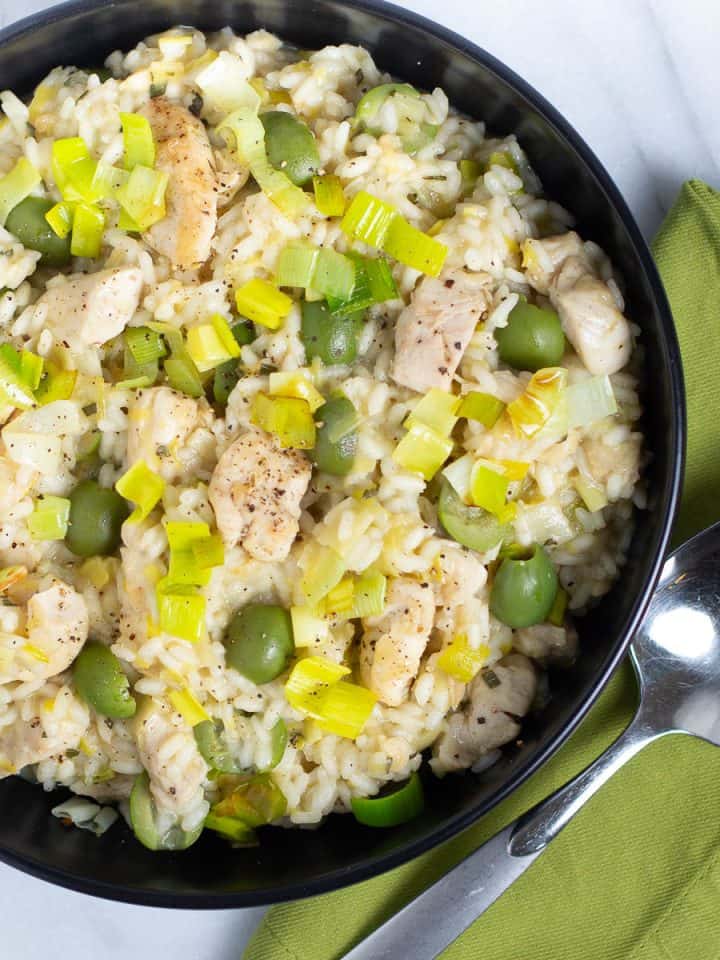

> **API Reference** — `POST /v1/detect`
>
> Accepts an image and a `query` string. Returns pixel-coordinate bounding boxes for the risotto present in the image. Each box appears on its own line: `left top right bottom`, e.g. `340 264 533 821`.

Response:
0 26 643 848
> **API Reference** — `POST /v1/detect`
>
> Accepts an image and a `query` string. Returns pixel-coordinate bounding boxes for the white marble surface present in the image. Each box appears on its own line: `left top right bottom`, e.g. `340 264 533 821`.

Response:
0 1 717 958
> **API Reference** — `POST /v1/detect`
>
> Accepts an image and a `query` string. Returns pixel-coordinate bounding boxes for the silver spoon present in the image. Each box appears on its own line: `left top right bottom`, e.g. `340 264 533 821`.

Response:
343 521 720 960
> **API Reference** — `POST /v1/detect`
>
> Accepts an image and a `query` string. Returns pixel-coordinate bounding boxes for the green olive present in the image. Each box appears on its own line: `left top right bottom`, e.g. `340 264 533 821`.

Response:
129 771 203 851
490 544 558 628
312 394 358 476
495 301 565 371
73 642 136 719
260 110 320 186
65 480 129 557
300 300 361 365
438 480 507 553
5 197 72 267
225 604 294 684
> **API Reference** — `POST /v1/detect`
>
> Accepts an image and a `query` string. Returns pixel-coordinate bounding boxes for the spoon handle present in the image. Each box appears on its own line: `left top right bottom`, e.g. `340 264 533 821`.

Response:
341 717 658 960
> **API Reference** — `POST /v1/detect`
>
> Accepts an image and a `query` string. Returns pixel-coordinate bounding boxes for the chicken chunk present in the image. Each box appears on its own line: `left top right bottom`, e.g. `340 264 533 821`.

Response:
0 682 90 776
134 698 207 815
0 581 89 696
523 233 631 375
392 269 493 393
522 233 584 296
208 430 311 562
36 267 142 348
433 653 536 773
513 622 578 664
141 97 217 268
126 386 212 482
361 577 435 706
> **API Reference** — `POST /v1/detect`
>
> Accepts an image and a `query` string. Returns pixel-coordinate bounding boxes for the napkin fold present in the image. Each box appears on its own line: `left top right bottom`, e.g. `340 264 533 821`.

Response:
245 180 720 960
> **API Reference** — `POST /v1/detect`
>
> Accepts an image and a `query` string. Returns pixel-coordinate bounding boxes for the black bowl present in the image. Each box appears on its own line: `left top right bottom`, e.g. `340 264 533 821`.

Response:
0 0 684 907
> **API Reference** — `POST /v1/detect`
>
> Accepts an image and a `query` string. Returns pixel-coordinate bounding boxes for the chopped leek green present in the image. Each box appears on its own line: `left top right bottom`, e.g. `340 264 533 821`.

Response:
45 200 75 238
51 137 99 202
497 459 530 481
404 388 460 436
383 214 448 276
115 164 167 231
212 322 253 397
116 372 155 391
340 190 447 276
437 634 490 682
485 150 518 173
313 679 377 738
392 422 453 480
125 326 167 366
186 323 236 372
566 375 617 428
195 54 261 116
160 327 204 397
19 350 43 391
235 278 293 330
191 533 224 570
355 83 419 126
351 772 424 827
0 565 28 593
460 159 481 195
325 253 397 315
340 189 396 248
299 543 345 607
507 367 567 437
352 568 387 618
312 174 345 216
284 655 349 712
70 202 104 258
290 605 329 648
574 474 608 513
219 108 310 217
27 495 71 540
322 576 355 617
0 343 37 409
470 461 510 517
213 360 240 406
157 583 206 643
115 459 165 522
165 520 214 587
250 392 316 449
35 362 76 405
457 391 505 427
268 370 324 412
168 686 209 726
548 586 568 627
276 244 356 301
0 157 42 226
120 112 155 170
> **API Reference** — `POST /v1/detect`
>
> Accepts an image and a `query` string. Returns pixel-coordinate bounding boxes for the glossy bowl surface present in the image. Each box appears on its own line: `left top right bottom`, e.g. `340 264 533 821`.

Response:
0 0 684 907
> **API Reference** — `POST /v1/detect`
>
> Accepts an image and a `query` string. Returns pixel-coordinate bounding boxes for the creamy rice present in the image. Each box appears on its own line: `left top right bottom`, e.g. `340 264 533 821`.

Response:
0 26 644 847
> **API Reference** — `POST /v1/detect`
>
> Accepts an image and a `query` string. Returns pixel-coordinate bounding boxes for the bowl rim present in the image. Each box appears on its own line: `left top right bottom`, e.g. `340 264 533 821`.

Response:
0 0 685 908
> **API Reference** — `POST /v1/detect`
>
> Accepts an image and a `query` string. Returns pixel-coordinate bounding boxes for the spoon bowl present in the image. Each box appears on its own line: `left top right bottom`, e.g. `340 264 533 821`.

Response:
342 522 720 960
632 520 720 745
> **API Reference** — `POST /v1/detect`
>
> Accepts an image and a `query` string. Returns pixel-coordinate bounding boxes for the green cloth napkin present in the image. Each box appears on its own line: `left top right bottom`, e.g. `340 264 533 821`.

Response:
245 180 720 960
